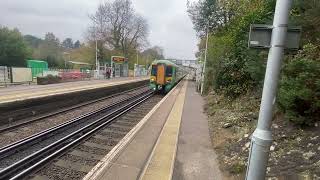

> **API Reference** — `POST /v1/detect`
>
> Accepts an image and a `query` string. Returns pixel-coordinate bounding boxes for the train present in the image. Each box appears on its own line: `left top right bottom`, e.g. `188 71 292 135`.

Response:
149 60 186 93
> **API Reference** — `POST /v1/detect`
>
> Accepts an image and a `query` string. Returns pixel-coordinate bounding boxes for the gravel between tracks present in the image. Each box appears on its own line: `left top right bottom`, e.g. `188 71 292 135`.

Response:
0 87 149 148
30 95 163 180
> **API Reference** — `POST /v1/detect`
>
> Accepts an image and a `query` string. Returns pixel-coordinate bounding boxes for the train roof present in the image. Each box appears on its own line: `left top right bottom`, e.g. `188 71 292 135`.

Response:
151 60 178 67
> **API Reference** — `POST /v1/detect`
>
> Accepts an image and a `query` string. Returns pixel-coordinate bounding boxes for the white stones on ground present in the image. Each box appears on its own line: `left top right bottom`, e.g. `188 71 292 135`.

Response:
307 143 313 148
296 137 302 142
267 178 279 180
311 136 319 140
266 167 271 173
270 145 275 151
245 142 250 148
303 151 316 160
318 146 320 151
315 123 318 127
244 134 249 138
280 134 287 139
222 123 232 128
272 124 279 129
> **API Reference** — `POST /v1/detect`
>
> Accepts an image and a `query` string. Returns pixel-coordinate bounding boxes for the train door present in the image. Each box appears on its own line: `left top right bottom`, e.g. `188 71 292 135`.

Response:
156 64 165 85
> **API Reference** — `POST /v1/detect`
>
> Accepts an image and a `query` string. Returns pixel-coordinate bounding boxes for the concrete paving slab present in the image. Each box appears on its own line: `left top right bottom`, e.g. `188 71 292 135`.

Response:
140 81 188 180
172 81 222 180
100 163 141 180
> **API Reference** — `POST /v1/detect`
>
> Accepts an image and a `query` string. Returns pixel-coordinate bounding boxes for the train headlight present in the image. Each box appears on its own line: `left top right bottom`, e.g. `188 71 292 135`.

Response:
150 78 155 82
166 79 172 83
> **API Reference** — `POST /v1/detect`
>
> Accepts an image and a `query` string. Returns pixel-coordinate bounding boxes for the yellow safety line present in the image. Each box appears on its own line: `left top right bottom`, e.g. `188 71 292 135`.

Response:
140 80 188 180
0 78 147 103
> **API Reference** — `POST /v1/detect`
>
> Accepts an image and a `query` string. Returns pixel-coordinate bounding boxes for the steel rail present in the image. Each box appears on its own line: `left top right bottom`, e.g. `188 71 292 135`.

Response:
0 88 151 159
0 91 154 180
0 85 148 133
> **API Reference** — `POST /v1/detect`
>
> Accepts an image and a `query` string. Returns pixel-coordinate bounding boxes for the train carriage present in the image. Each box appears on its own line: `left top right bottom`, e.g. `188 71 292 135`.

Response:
149 60 185 93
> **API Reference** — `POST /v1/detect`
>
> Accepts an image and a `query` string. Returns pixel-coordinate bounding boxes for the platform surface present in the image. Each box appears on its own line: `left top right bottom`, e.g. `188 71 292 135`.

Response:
172 81 222 180
85 80 222 180
0 77 147 104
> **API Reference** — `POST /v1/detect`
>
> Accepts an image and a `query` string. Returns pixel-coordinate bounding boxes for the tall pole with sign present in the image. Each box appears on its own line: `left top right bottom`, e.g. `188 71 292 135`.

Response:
200 23 209 95
245 0 293 179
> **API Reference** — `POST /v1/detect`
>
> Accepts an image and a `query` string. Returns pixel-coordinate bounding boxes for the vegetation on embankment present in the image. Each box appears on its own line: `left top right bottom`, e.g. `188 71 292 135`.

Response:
188 0 320 178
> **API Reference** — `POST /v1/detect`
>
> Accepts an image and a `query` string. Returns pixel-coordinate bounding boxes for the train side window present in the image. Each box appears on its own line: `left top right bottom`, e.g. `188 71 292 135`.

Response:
166 66 173 77
151 65 157 76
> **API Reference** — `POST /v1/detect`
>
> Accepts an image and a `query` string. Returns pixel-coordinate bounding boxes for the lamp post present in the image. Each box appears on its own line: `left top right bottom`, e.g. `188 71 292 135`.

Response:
136 50 139 65
95 34 99 72
245 0 292 179
94 24 100 78
200 23 209 95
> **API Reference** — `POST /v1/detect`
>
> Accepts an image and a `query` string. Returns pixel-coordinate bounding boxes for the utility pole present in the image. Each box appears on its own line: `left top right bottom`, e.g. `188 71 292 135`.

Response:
245 0 292 179
95 37 99 71
200 23 209 95
136 51 139 65
63 52 70 69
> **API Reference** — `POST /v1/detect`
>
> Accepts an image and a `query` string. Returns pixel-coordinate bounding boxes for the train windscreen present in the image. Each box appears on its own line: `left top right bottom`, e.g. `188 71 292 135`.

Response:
166 66 172 77
151 65 157 76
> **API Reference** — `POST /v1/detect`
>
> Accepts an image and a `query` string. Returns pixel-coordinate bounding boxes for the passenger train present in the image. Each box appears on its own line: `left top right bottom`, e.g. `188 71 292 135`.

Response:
149 60 186 93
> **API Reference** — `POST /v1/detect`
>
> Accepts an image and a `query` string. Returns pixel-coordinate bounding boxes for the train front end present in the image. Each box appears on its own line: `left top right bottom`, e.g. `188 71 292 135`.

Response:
149 60 175 93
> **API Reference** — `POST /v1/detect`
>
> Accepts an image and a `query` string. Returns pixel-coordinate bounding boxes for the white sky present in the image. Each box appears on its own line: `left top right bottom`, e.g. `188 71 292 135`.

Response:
0 0 198 59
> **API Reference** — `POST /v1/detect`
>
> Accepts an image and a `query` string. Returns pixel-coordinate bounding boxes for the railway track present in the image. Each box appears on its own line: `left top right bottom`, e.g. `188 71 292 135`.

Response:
0 85 148 133
0 88 156 180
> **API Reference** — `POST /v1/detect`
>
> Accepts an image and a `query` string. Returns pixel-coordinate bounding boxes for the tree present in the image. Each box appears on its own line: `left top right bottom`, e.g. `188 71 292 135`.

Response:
0 27 31 66
291 0 320 45
24 35 42 48
33 32 63 67
62 38 74 49
187 0 254 36
142 46 164 60
89 0 149 57
74 40 81 48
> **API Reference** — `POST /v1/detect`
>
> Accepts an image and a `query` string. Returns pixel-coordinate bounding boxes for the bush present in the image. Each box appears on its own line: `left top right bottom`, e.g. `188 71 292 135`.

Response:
278 44 320 125
37 75 62 85
202 0 275 97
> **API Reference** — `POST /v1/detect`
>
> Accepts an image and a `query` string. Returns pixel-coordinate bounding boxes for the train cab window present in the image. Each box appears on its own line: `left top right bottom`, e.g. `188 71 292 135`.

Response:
166 66 173 77
151 65 157 76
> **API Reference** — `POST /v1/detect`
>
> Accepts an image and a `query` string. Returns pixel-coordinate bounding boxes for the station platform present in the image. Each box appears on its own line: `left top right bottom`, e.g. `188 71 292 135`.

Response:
0 77 147 104
83 80 222 180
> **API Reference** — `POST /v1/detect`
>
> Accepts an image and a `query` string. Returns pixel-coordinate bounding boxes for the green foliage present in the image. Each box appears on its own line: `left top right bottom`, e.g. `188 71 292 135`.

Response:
190 0 320 125
62 38 74 49
0 27 31 66
199 0 275 97
291 0 320 45
32 32 64 68
24 35 42 48
278 44 320 125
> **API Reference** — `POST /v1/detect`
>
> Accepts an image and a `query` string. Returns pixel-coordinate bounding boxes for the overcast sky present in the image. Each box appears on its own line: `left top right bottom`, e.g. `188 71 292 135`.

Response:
0 0 198 59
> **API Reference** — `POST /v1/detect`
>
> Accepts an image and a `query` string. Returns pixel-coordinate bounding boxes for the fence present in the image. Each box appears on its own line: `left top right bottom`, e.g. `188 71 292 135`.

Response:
0 66 10 87
32 68 95 81
134 65 148 77
0 66 133 88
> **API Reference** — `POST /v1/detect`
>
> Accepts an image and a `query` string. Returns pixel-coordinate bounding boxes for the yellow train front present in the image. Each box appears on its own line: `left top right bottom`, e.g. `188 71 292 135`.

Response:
149 60 185 93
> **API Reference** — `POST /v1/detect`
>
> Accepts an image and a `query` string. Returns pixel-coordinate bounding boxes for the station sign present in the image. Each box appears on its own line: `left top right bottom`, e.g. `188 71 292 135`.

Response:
111 56 127 64
248 24 301 50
